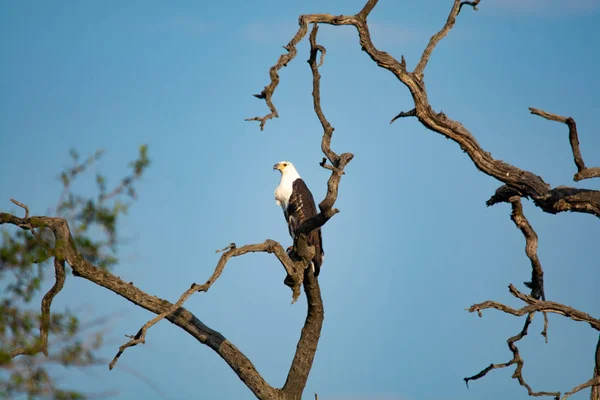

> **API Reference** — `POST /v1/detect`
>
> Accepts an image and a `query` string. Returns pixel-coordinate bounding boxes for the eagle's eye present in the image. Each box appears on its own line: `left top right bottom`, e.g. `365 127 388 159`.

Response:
283 163 288 167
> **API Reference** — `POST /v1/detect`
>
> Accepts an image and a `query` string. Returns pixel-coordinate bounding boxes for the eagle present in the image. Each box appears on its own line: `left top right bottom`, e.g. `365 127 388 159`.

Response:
273 161 324 276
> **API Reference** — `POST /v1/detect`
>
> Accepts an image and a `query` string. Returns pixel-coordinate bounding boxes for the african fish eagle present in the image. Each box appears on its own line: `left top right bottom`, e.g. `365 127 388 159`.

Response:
273 161 324 276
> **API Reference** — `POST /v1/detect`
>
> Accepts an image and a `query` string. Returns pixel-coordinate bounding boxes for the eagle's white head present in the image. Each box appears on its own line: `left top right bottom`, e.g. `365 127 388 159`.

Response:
273 161 301 209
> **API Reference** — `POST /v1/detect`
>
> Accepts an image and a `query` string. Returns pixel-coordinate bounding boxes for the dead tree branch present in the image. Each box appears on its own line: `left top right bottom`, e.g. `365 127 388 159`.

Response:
465 312 560 398
0 211 285 399
464 195 554 396
529 107 600 182
109 240 300 370
467 283 600 398
506 196 550 340
414 0 461 79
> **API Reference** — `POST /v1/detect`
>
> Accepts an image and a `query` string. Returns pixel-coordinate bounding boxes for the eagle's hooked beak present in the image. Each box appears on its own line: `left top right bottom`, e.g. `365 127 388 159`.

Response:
273 163 281 171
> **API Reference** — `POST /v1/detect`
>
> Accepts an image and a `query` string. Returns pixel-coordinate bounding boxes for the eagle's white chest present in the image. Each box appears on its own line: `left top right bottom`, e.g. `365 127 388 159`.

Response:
274 179 293 210
274 171 300 210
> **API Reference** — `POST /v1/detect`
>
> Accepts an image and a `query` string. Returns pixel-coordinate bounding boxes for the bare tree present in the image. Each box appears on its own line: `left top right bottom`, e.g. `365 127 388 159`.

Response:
1 1 599 400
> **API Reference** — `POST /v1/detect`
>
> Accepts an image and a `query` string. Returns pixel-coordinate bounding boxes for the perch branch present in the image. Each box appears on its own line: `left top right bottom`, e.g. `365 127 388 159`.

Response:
529 107 600 182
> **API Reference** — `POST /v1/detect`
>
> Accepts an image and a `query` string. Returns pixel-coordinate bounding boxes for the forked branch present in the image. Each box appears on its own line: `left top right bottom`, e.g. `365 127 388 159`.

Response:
467 284 600 398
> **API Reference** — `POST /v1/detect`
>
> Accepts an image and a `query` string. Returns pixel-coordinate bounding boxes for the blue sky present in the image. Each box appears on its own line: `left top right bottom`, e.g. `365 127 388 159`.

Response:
1 0 599 399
